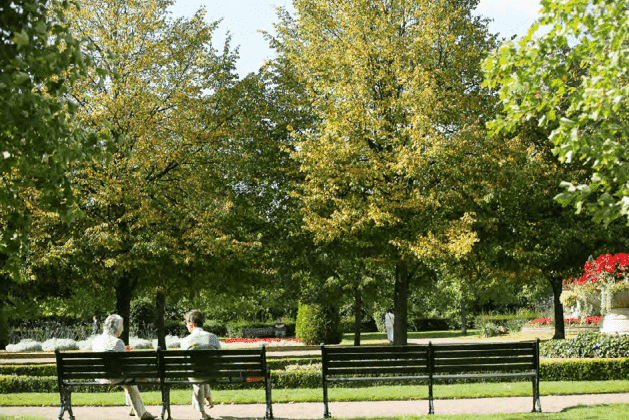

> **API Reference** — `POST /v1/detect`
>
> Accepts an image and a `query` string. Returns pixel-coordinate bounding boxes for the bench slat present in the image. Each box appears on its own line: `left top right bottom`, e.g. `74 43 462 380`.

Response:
327 375 430 383
434 364 535 374
434 358 534 367
433 349 534 359
161 356 262 365
326 366 429 376
325 352 427 362
324 345 425 354
433 372 536 380
433 342 535 351
327 360 428 369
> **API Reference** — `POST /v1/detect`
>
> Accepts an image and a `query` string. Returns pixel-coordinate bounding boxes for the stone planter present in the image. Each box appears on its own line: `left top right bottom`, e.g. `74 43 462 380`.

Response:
600 288 629 335
563 289 601 319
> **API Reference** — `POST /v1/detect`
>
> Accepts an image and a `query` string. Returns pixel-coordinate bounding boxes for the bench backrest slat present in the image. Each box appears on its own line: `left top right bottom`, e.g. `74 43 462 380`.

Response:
158 348 267 382
328 366 429 376
56 350 159 384
432 342 535 351
322 344 429 379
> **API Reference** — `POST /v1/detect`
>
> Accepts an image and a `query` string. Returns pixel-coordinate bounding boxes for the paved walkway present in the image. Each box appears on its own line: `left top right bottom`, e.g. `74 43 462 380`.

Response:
1 393 628 419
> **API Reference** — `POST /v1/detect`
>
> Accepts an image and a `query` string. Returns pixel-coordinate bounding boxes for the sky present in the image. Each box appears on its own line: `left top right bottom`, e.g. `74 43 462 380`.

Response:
169 0 543 77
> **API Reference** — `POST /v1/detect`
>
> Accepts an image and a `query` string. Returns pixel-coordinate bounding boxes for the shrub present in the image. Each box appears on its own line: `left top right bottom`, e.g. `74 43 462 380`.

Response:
151 335 181 349
41 338 78 352
5 339 43 353
541 332 629 358
0 364 57 377
295 302 343 345
540 358 629 381
474 321 502 338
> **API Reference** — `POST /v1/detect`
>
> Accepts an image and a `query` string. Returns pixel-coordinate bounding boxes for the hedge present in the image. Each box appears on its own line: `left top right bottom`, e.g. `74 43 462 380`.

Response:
1 358 627 393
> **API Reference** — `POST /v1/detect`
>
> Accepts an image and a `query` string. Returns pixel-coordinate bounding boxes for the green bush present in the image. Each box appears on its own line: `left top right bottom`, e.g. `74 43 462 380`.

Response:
0 364 57 377
474 314 529 335
541 333 629 358
295 303 343 345
474 321 503 338
540 358 629 381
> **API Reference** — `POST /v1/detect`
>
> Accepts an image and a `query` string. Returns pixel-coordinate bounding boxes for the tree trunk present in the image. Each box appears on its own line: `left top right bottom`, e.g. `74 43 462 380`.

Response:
393 259 409 345
156 292 166 350
460 297 468 335
115 275 133 345
353 283 362 346
550 276 565 339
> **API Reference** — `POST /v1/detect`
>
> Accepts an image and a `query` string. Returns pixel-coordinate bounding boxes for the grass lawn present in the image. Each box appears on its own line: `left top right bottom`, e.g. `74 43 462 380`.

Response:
1 380 627 406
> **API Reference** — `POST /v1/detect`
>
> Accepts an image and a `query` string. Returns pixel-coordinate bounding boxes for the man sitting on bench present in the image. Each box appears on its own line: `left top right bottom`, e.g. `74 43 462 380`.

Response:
181 309 222 420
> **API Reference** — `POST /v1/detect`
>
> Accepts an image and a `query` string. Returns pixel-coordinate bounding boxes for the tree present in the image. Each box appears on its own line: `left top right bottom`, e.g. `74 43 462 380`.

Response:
483 0 629 226
275 0 499 344
28 0 248 344
471 112 629 338
0 0 100 348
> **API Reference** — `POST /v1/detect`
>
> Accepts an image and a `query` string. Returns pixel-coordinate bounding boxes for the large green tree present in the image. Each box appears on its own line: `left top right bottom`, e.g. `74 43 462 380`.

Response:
0 0 100 348
28 0 249 344
275 0 499 344
484 0 629 226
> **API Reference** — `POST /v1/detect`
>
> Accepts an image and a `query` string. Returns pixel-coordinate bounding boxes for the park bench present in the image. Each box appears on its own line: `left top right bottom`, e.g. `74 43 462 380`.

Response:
55 347 273 420
320 339 541 417
55 349 160 420
320 344 430 418
428 340 541 414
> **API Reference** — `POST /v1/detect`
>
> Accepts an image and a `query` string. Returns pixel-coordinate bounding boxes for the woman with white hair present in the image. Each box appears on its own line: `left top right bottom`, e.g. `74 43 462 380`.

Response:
92 314 155 420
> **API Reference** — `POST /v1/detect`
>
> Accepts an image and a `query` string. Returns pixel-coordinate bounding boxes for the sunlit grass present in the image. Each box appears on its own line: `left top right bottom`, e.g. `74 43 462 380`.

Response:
2 380 627 407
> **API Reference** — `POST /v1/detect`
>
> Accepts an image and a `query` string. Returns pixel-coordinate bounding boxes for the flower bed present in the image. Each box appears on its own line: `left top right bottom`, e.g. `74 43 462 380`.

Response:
222 338 302 348
528 316 602 327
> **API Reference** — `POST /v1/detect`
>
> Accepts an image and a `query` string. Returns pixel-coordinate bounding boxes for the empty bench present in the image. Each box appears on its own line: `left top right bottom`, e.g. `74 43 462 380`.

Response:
55 347 273 420
320 340 541 417
429 340 541 414
321 344 430 418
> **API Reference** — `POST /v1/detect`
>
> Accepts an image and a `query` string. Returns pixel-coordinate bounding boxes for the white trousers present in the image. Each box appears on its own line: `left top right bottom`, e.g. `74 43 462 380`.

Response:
386 326 394 343
192 383 213 413
123 385 148 418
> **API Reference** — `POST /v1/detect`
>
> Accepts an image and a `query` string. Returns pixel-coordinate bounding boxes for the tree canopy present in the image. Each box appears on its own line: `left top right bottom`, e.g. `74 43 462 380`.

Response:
27 0 251 343
275 0 500 343
0 0 99 261
484 0 629 226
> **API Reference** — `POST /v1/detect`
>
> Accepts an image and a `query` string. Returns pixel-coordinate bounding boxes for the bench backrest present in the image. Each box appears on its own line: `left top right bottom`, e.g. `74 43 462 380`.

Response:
430 341 539 377
322 345 430 380
55 350 160 385
158 347 268 385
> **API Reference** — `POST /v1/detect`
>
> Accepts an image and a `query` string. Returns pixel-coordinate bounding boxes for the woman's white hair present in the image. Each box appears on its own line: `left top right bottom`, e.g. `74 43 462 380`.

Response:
102 314 124 337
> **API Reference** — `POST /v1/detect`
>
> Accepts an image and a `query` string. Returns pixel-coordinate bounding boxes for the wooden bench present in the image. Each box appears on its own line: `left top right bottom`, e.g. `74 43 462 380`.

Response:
321 344 430 418
55 349 160 420
158 347 273 420
320 340 541 417
55 347 273 420
429 340 541 414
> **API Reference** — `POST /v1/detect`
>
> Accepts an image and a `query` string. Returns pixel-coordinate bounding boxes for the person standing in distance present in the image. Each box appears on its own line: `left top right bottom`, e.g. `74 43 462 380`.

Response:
385 310 395 345
181 309 221 420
